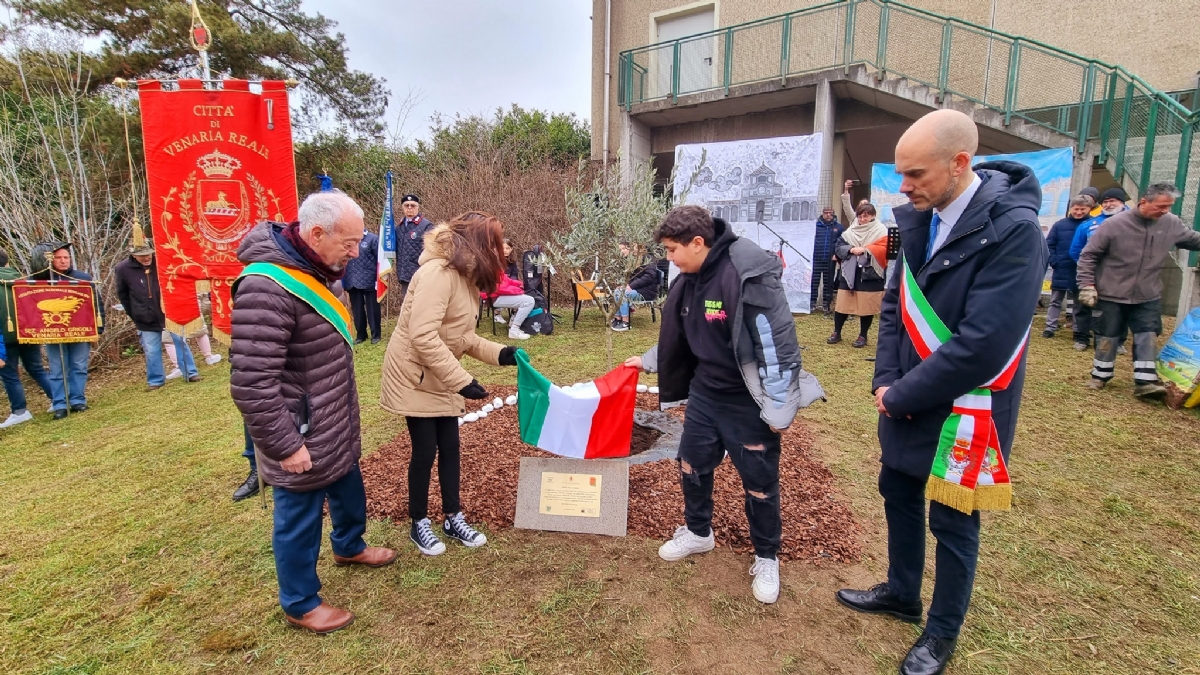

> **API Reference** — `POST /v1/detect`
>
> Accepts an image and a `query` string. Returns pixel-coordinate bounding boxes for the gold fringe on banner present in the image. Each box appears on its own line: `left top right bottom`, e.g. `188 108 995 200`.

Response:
165 316 207 339
972 484 1013 512
211 324 231 346
925 478 979 516
195 280 211 294
20 336 100 345
2 284 12 333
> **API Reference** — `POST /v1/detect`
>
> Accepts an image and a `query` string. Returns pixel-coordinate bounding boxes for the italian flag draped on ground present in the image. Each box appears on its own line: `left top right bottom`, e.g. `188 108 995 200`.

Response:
899 259 1025 514
516 351 639 459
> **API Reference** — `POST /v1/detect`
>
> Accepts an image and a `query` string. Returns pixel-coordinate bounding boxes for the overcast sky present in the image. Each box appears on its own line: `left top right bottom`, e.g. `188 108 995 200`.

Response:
300 0 593 140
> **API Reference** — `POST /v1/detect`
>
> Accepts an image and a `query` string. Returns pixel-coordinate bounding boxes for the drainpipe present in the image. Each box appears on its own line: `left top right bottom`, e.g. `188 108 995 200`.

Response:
602 0 612 175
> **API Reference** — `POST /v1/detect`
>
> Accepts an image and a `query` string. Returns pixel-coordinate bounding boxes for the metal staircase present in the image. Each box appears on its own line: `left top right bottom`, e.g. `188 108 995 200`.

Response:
618 0 1200 231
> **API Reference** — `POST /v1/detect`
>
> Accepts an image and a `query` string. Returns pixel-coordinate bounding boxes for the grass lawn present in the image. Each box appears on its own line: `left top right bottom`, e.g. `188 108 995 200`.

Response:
1 308 1198 674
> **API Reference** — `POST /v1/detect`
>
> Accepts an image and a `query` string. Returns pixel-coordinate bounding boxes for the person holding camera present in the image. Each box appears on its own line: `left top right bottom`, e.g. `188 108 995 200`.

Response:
828 203 889 347
380 211 522 556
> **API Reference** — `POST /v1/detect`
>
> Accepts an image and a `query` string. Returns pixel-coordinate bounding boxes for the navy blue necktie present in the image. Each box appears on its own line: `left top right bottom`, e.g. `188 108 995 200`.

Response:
925 213 942 263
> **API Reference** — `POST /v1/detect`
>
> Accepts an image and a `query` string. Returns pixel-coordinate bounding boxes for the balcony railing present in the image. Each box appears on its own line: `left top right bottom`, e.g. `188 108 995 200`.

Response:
618 0 1200 231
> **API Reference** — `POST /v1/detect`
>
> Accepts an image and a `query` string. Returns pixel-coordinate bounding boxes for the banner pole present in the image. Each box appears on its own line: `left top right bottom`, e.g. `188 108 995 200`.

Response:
60 343 69 417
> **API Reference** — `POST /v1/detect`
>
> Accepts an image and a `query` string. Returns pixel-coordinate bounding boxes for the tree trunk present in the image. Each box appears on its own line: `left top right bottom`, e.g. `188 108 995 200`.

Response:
606 325 613 372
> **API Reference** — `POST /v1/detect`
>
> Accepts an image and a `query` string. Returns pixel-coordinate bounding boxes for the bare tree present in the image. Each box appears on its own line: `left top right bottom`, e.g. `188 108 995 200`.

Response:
0 39 138 357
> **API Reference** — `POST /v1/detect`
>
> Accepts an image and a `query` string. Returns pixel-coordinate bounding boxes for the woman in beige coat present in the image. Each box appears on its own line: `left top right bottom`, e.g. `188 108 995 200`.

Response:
380 211 520 555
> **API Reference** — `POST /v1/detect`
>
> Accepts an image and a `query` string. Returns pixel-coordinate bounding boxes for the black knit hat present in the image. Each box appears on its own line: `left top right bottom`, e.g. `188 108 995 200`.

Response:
1078 187 1100 203
1101 187 1129 202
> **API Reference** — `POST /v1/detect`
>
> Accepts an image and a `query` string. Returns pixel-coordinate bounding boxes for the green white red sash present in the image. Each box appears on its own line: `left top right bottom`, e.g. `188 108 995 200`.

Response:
899 259 1025 514
236 262 354 346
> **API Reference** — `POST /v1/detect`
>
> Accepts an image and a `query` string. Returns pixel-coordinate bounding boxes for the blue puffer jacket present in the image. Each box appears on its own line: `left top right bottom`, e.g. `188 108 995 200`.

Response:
1045 215 1087 291
873 162 1048 478
342 231 379 291
812 218 844 264
1069 206 1127 261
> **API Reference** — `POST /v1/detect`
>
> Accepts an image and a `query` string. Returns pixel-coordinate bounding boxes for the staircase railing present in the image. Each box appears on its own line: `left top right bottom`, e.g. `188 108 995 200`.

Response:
618 0 1200 230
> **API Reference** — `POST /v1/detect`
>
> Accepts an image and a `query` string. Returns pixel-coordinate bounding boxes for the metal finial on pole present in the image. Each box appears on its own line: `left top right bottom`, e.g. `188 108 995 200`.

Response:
190 0 213 81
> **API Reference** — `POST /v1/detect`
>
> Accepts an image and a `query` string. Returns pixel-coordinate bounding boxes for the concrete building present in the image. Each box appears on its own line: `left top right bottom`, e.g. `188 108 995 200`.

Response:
590 0 1200 313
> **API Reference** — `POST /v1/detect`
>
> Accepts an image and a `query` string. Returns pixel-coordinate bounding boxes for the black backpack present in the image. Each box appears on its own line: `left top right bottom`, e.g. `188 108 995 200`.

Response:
521 246 547 295
520 289 554 335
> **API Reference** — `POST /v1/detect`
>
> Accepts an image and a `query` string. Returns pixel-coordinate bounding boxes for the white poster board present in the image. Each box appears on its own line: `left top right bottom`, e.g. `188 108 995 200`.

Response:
672 134 824 313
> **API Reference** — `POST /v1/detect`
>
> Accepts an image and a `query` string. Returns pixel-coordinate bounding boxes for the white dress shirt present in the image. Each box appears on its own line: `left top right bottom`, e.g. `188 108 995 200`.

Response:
930 172 982 254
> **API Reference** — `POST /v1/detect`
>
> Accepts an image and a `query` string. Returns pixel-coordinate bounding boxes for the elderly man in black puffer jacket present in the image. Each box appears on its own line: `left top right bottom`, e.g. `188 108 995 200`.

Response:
230 191 396 635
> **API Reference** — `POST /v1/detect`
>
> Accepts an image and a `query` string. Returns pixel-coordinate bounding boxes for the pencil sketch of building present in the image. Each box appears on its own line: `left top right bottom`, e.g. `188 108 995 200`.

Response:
706 163 817 223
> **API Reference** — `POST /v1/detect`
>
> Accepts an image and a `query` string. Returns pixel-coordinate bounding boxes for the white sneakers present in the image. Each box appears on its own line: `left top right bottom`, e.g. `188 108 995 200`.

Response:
493 314 507 325
204 354 223 366
749 556 780 604
0 410 33 429
658 525 780 604
165 368 183 380
658 525 715 561
508 327 531 340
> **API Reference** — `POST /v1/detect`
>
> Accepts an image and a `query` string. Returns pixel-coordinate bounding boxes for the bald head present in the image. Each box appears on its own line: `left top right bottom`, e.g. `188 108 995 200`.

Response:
899 109 979 160
894 110 979 211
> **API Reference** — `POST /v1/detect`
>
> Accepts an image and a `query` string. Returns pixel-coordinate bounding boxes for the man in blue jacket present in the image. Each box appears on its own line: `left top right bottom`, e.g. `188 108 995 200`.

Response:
810 206 844 314
342 226 382 344
836 110 1047 675
394 194 434 306
1069 187 1129 261
1043 197 1092 348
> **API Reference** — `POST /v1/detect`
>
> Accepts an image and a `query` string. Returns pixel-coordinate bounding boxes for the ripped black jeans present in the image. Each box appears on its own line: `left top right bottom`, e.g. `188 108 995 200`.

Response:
677 391 782 559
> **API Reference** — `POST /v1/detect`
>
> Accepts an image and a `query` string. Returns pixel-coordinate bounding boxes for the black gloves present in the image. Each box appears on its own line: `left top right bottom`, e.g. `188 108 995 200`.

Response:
499 346 523 367
459 379 488 400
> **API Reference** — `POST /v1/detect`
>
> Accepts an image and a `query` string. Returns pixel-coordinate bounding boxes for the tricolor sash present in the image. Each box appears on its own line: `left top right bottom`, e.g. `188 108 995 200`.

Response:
237 262 354 346
899 259 1025 514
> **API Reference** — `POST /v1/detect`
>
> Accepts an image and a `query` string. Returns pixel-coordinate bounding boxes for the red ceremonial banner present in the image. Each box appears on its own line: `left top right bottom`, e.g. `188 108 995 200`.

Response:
139 79 299 342
10 281 99 344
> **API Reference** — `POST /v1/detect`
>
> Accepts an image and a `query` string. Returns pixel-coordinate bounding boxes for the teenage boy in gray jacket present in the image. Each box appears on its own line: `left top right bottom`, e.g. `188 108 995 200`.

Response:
625 206 824 605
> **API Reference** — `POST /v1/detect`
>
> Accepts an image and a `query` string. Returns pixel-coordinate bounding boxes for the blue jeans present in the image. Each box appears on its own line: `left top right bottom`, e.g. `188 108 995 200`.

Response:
138 331 198 386
617 289 644 318
271 464 368 618
45 342 92 411
0 343 53 414
243 423 257 471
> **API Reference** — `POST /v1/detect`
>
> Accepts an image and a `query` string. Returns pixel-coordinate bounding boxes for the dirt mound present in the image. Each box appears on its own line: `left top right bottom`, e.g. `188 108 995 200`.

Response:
362 386 861 563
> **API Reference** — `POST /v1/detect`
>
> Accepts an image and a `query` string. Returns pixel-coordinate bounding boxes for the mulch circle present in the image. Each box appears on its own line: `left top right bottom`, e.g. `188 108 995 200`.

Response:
361 385 861 563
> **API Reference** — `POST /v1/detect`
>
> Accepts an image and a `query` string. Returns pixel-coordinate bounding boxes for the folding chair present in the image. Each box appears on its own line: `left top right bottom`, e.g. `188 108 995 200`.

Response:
572 270 608 329
476 297 498 335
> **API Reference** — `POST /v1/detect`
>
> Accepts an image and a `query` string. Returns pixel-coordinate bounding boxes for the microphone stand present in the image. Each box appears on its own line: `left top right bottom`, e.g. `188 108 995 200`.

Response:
756 220 811 264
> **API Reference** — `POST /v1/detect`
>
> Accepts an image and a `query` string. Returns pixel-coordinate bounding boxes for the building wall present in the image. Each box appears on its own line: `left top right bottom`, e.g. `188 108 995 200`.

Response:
592 0 1200 160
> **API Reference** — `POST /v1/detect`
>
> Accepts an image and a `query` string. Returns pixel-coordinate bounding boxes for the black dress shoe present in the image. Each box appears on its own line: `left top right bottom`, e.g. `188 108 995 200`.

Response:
69 404 88 413
836 583 922 623
53 409 68 420
370 337 381 344
354 338 366 345
901 633 956 675
232 469 260 502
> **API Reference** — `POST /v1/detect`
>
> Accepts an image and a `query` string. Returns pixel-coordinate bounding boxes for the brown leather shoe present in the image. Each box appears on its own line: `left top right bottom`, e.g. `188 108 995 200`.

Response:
285 602 355 634
333 546 397 568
